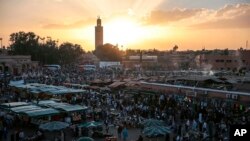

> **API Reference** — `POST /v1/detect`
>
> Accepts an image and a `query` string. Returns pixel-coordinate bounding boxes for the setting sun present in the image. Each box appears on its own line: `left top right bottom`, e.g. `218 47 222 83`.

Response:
104 17 166 49
105 18 145 46
71 17 168 50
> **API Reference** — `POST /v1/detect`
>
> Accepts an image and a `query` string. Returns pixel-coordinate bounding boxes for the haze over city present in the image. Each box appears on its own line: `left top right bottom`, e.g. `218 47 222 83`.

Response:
0 0 249 51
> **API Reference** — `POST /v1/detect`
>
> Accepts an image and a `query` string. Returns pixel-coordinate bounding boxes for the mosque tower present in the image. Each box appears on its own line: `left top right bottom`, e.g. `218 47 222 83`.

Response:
95 16 103 50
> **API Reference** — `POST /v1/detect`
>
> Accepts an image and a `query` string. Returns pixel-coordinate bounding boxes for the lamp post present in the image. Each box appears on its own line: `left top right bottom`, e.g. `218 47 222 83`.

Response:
0 38 2 48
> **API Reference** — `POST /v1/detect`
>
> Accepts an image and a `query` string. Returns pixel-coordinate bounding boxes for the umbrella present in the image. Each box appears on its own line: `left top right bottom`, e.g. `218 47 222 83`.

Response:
39 121 69 131
143 126 171 137
78 121 102 128
142 119 165 127
77 137 94 141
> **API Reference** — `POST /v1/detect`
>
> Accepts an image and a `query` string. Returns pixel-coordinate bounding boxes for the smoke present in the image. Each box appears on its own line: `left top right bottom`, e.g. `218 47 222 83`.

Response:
208 70 214 76
202 63 213 71
200 61 214 76
235 50 243 71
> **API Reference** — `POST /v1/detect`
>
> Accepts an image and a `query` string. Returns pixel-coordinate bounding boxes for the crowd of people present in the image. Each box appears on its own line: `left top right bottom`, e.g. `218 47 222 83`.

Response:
0 66 249 141
81 87 249 141
19 65 123 86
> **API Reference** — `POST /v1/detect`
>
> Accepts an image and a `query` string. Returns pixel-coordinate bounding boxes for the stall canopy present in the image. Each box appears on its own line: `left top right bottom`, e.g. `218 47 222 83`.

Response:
2 100 86 117
21 108 60 117
0 102 29 109
9 82 86 95
63 83 89 89
5 103 61 117
10 105 41 113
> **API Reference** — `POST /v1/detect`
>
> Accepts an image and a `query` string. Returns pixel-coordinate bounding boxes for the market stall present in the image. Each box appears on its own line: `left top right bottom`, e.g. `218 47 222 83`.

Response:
36 100 88 123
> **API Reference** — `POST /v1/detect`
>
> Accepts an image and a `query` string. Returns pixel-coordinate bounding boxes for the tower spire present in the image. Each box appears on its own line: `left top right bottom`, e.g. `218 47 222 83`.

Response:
97 16 101 26
95 16 103 50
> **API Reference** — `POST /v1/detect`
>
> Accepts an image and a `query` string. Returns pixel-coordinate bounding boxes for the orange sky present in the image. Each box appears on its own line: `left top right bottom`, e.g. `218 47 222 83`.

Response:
0 0 249 51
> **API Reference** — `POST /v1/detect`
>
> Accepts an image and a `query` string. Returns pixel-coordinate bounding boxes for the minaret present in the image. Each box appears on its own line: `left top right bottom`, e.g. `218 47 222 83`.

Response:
95 16 103 50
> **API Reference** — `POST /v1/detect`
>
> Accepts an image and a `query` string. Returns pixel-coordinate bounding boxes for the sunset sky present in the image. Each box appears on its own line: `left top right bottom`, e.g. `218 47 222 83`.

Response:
0 0 249 51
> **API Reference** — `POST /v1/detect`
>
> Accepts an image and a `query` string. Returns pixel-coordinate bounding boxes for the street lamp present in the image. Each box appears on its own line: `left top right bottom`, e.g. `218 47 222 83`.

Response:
0 38 2 48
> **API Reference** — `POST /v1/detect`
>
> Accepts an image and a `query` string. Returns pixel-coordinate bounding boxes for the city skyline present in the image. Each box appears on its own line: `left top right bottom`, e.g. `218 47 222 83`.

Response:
0 0 250 51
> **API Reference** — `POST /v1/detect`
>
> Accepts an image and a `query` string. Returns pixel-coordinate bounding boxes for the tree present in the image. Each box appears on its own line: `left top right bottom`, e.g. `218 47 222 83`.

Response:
59 42 85 64
9 31 85 65
173 45 178 52
94 43 122 61
223 48 229 55
9 31 39 59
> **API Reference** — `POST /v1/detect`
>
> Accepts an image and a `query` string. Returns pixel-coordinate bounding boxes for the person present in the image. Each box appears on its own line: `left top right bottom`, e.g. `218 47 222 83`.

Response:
104 119 108 127
192 119 197 131
117 125 123 139
15 130 20 141
10 133 15 141
3 126 7 140
19 130 25 141
137 135 143 141
61 130 65 141
122 127 128 141
202 121 207 132
0 120 3 139
37 130 43 139
74 125 79 137
176 134 182 141
165 133 170 141
105 125 109 134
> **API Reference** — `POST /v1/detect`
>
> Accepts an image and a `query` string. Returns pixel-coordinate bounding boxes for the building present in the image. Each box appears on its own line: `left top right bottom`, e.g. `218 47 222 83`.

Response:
95 16 103 50
0 54 38 75
99 61 121 69
158 51 196 70
195 49 250 71
122 55 158 70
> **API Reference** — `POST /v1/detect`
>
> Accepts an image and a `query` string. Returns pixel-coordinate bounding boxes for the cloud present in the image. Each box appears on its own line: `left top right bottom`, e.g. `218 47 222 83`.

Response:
193 3 250 29
146 3 250 29
147 8 203 24
194 9 250 29
42 18 94 29
42 3 250 30
216 3 250 17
